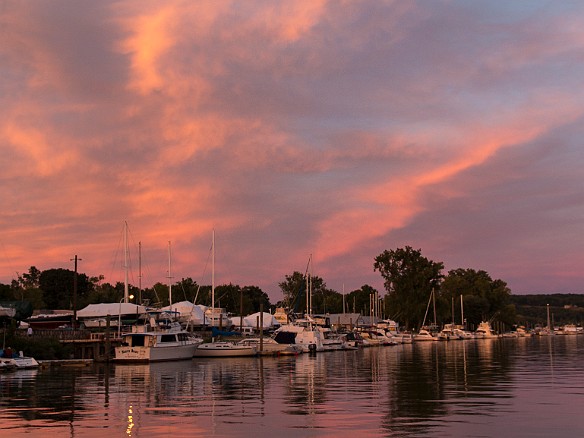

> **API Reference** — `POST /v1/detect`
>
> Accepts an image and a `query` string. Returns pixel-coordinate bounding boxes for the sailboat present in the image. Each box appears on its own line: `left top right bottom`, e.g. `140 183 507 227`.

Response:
204 230 231 328
453 295 474 339
414 289 438 342
271 255 337 352
193 230 257 358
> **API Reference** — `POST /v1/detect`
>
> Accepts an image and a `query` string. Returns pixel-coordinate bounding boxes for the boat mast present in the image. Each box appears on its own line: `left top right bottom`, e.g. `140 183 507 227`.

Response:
422 289 432 328
168 241 172 307
432 288 437 327
138 241 142 305
309 254 313 317
460 294 464 329
212 229 215 311
124 221 129 304
304 254 312 317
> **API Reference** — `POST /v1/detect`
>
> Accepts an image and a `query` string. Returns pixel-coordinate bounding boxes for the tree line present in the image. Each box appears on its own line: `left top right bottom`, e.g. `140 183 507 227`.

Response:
1 246 528 329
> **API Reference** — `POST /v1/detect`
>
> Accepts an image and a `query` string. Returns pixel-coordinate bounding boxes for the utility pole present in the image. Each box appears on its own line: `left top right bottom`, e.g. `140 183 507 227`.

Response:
71 255 81 329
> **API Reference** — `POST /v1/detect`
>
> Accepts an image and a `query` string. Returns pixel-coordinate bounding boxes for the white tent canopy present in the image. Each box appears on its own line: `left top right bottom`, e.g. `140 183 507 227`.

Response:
77 303 147 318
161 301 206 325
243 312 281 329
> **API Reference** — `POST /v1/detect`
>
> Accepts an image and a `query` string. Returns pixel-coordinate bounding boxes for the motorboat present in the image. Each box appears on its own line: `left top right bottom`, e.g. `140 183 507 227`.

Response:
24 311 74 329
414 328 437 342
453 327 474 340
0 348 39 369
437 324 461 341
114 324 203 362
392 332 414 344
238 337 302 355
341 331 364 348
193 341 257 357
475 321 498 339
273 318 326 352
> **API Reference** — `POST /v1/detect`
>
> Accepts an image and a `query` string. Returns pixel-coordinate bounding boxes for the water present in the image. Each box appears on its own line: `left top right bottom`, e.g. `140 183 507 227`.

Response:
2 336 584 437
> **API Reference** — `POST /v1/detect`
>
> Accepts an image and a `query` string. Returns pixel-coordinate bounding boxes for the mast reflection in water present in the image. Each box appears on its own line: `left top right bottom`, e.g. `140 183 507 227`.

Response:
2 336 584 437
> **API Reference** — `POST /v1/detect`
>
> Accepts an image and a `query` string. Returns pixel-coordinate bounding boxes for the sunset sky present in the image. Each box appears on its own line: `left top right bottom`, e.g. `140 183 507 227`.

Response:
1 1 583 301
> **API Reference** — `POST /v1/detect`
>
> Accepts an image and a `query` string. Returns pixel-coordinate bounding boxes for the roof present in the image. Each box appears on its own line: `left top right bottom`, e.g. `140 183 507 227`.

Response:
77 303 147 318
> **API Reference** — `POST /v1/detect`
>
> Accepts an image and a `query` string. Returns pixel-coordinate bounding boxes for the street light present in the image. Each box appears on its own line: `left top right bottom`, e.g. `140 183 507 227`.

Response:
118 294 134 337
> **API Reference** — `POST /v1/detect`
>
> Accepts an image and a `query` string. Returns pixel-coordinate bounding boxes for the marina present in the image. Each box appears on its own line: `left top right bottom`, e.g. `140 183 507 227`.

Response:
1 335 584 437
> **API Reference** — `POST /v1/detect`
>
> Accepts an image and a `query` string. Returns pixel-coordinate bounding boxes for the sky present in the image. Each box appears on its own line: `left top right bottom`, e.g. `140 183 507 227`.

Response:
1 0 583 302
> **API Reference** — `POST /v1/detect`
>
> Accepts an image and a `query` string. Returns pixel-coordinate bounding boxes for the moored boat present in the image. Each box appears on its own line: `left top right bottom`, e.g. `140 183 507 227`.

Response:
114 325 202 363
475 321 498 339
0 348 39 369
414 328 437 342
193 341 257 357
238 337 302 355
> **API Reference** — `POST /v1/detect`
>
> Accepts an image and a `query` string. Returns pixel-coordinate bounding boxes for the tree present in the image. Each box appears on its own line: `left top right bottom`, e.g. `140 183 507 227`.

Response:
241 285 271 314
279 271 307 314
441 268 513 327
312 288 344 314
374 246 444 329
346 285 379 316
0 283 13 301
17 266 41 289
39 268 92 309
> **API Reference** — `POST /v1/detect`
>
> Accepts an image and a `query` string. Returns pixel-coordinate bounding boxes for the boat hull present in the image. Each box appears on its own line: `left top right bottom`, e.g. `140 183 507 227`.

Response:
115 344 199 362
193 342 257 358
114 330 202 363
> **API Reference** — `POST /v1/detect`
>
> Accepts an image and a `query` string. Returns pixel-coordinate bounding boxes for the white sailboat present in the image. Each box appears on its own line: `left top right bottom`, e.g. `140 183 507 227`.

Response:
204 230 231 328
454 295 474 339
414 289 438 342
271 255 337 352
193 230 255 358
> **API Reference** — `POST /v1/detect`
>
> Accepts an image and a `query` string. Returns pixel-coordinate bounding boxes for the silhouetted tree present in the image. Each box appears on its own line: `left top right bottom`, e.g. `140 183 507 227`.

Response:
374 246 444 329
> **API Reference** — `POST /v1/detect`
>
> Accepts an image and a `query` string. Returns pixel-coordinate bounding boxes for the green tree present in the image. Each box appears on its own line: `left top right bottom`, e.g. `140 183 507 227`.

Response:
441 268 513 327
0 283 13 301
242 285 271 314
345 285 379 316
39 268 92 309
312 288 344 314
17 266 41 289
278 271 307 313
374 246 444 329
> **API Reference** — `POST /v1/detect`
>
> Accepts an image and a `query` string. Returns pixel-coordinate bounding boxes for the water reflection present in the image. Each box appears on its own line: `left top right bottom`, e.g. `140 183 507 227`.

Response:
2 337 584 437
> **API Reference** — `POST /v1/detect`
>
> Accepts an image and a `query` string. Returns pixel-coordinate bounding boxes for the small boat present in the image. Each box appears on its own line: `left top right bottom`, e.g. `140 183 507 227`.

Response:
238 337 302 355
475 321 498 339
453 327 474 340
24 311 74 329
0 348 39 369
414 328 437 342
560 324 578 335
437 324 461 341
0 305 16 319
392 332 414 344
341 331 364 348
114 325 202 363
193 341 257 358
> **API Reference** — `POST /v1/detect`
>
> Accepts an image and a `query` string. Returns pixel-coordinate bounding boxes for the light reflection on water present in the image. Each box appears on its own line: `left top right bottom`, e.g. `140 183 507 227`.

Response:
1 336 584 437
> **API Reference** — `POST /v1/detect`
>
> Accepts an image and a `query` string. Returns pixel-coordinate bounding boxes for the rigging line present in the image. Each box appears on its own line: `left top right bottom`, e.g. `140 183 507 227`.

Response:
193 241 213 304
107 223 125 286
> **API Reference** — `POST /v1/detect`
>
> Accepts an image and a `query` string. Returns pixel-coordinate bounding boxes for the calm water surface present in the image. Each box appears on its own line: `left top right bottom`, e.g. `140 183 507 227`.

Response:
2 336 584 437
